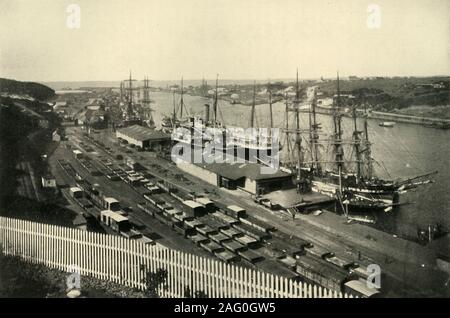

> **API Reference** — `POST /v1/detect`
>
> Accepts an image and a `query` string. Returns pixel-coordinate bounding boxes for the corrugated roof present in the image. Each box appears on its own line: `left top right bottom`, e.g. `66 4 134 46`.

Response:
104 197 119 204
344 279 380 297
101 210 128 222
194 161 290 181
263 189 304 208
183 200 203 209
196 197 214 205
228 205 245 212
262 188 333 208
117 125 170 141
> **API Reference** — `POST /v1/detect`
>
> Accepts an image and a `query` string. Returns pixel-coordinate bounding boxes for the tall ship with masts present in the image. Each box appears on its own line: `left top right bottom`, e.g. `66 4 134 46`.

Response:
140 76 156 129
117 72 156 129
281 71 436 214
163 75 279 160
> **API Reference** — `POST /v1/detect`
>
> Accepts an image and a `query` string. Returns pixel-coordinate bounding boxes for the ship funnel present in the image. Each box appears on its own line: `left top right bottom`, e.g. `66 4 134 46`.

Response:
204 103 210 122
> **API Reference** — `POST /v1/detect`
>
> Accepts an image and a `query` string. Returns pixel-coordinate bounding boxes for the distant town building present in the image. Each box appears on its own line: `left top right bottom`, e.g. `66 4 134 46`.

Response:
415 83 445 89
317 97 334 108
75 108 106 128
53 101 67 111
41 175 56 188
208 87 228 96
52 130 61 142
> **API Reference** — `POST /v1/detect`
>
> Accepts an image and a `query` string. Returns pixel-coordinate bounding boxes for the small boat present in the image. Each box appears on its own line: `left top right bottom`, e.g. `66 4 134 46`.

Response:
379 121 395 127
347 215 376 224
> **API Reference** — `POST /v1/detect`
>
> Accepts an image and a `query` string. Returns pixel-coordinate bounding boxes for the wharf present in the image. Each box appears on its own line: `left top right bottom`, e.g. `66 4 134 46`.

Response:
262 188 334 211
62 125 449 296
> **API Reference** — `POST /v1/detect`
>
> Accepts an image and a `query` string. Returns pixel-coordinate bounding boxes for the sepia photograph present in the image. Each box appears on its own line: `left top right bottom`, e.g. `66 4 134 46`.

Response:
0 0 449 305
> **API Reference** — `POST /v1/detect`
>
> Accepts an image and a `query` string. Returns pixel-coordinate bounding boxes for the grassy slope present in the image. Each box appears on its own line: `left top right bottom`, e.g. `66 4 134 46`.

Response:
316 77 450 114
0 78 55 101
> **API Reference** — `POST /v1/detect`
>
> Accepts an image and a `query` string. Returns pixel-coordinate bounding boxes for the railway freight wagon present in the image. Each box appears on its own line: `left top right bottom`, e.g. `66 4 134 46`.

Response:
73 149 83 159
58 159 80 179
137 202 156 217
214 203 246 219
81 181 122 212
100 210 131 233
182 200 205 217
265 237 304 258
194 197 215 213
227 205 246 218
170 189 192 202
238 215 276 234
90 193 121 212
69 187 83 199
232 222 269 241
271 231 313 249
173 222 196 237
156 180 173 193
73 197 94 210
143 194 163 207
295 255 354 293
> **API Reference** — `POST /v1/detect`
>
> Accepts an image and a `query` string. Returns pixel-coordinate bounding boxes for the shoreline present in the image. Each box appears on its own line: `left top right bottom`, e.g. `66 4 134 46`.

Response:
155 89 450 128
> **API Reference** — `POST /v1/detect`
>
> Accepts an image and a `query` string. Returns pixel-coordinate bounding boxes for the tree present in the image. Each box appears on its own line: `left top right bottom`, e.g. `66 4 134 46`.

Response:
140 265 168 298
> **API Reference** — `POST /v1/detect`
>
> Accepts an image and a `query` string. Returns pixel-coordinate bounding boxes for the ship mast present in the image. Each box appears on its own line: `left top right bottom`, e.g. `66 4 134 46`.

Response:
172 91 177 124
352 101 362 183
268 81 273 129
180 76 184 118
127 71 134 115
201 76 208 97
119 82 124 104
284 92 291 164
333 72 344 196
363 103 373 179
294 69 307 192
123 70 139 120
213 74 219 126
141 76 155 128
250 81 256 127
309 87 320 175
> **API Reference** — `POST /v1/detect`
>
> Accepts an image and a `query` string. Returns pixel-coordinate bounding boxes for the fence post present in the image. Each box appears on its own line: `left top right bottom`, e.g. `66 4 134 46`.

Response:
0 217 350 299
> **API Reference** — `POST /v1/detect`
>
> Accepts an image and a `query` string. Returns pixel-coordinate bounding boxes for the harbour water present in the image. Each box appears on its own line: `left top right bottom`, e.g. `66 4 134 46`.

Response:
149 91 450 241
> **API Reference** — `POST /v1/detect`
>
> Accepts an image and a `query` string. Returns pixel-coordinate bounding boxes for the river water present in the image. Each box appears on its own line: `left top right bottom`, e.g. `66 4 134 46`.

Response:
148 91 450 240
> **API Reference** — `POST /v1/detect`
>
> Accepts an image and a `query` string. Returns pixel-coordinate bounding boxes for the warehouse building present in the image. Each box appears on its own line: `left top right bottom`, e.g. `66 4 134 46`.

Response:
116 125 171 150
177 161 293 195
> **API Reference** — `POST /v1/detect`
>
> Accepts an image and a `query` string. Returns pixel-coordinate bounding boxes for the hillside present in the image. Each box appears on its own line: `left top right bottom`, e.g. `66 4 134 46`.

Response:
0 78 55 101
315 76 450 112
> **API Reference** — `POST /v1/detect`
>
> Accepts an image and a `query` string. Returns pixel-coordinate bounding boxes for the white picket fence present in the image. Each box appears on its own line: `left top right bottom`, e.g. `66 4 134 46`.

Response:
0 216 350 298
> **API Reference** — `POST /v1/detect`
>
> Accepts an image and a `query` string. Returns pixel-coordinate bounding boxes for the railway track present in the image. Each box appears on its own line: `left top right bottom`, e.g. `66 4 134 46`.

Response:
16 161 38 200
64 127 394 295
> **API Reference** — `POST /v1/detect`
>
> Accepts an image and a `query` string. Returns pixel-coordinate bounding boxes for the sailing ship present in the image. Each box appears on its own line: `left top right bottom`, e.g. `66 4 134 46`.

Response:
161 78 190 133
140 76 156 129
119 72 142 127
117 72 156 129
281 71 436 214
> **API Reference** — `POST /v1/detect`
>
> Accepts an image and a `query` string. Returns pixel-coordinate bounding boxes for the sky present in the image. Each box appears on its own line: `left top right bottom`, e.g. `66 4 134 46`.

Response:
0 0 449 82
